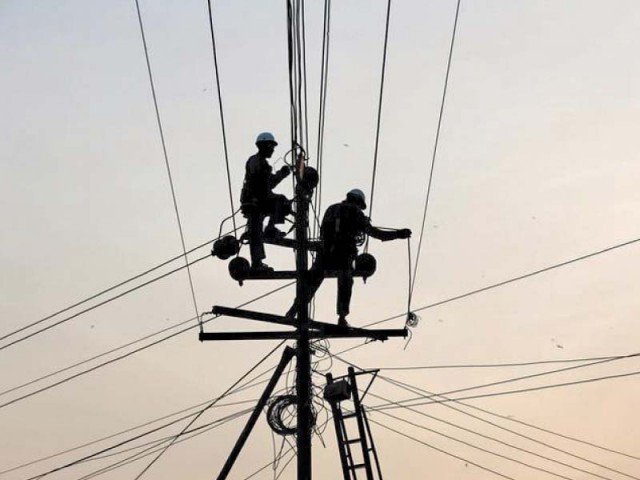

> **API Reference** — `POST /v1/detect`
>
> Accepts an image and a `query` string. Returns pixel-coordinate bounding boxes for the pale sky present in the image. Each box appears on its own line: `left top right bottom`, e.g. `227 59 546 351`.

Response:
2 0 640 479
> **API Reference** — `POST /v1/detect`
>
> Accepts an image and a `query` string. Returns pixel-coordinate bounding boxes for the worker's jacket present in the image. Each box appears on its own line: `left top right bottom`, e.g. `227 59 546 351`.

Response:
240 154 288 206
320 200 401 260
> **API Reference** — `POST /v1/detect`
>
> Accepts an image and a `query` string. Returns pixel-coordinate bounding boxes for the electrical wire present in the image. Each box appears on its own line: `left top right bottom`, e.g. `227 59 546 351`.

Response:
365 234 640 328
0 235 220 344
1 368 276 477
350 352 640 409
71 408 254 480
376 375 640 479
0 316 198 400
88 408 253 461
131 341 287 480
370 418 517 480
374 409 579 480
301 0 310 155
0 254 209 353
26 402 254 480
134 0 200 320
332 353 640 476
0 282 294 410
206 0 237 235
466 401 640 462
242 448 295 480
365 0 392 247
313 0 331 240
373 369 640 410
361 387 622 480
410 0 461 300
378 354 627 370
383 353 640 406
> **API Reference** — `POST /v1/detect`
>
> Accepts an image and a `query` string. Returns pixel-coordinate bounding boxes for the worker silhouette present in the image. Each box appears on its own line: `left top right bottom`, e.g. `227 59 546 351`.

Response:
287 189 411 326
240 132 292 272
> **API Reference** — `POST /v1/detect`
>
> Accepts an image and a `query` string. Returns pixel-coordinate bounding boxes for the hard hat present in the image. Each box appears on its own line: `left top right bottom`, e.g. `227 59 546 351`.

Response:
346 188 367 210
256 132 278 146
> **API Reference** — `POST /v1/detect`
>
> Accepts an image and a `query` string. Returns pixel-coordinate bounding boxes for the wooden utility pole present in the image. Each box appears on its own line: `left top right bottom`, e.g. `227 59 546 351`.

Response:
294 157 312 479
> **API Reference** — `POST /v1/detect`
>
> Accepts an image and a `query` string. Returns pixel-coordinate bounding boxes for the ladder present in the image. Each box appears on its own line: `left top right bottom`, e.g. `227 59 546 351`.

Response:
325 368 383 480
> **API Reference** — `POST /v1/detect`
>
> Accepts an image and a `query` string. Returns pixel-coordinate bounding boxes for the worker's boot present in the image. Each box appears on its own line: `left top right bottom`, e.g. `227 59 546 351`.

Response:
337 315 350 328
264 225 286 241
251 261 274 272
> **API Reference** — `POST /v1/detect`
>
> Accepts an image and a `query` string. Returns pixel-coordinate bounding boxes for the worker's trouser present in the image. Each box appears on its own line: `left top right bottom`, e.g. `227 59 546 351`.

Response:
294 254 355 318
243 194 289 265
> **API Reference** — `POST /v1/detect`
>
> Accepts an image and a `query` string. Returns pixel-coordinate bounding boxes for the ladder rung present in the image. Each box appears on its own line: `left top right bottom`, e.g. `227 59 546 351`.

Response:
346 438 361 444
349 463 366 470
342 412 358 419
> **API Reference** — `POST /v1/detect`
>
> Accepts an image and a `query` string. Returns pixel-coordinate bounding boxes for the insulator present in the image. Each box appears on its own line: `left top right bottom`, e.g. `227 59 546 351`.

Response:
355 253 377 279
299 166 319 193
211 235 239 260
228 256 250 283
406 312 419 328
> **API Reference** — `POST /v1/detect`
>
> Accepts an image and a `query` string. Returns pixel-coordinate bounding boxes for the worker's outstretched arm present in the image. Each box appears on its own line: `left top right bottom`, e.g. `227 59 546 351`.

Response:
268 166 291 189
366 225 411 242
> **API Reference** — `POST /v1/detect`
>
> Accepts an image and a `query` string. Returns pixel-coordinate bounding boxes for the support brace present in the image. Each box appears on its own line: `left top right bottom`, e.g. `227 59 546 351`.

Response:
217 346 296 480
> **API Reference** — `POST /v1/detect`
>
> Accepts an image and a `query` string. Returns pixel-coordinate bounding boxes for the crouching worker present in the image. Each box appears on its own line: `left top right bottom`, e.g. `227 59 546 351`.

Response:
287 189 411 326
240 132 292 272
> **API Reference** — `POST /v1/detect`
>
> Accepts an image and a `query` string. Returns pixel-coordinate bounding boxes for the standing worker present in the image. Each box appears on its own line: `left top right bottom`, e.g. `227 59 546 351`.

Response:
287 189 411 326
240 132 292 272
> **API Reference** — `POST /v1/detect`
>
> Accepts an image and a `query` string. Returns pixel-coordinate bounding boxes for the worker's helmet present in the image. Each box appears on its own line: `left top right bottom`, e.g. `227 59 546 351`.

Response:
255 132 278 146
346 188 367 210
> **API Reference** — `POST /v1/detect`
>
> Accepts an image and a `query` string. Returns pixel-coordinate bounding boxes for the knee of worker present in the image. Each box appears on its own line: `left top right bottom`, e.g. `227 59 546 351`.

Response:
279 196 293 216
246 216 264 239
339 274 354 289
270 195 292 223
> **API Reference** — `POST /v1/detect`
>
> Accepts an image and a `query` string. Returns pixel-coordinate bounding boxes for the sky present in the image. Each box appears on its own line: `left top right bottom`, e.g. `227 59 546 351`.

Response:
1 0 640 478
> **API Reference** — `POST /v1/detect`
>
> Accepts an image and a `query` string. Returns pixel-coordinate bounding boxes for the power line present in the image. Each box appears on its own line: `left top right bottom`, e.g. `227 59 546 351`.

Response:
134 0 200 319
366 0 392 233
360 381 625 480
379 353 640 407
88 408 253 462
465 400 640 462
131 340 287 480
313 0 331 240
0 280 285 401
375 409 582 480
333 353 639 479
1 371 274 476
376 375 640 479
0 317 197 399
411 0 461 298
0 236 216 344
242 446 296 480
59 408 254 480
373 369 640 410
301 0 310 154
0 282 294 410
378 355 625 370
7 232 639 464
332 351 640 474
367 234 640 327
371 418 517 480
26 404 248 480
0 254 210 353
206 0 237 235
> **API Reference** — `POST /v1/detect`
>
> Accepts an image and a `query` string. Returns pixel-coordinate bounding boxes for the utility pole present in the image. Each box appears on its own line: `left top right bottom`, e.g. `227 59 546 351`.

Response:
202 2 407 478
294 157 312 479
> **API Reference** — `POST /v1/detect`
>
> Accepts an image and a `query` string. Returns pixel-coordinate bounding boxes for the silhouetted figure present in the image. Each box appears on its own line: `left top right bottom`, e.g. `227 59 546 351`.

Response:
287 189 411 326
240 132 292 271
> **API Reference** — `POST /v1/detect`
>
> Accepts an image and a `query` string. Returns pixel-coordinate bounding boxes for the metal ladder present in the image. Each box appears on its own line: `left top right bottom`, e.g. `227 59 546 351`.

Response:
325 368 383 480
